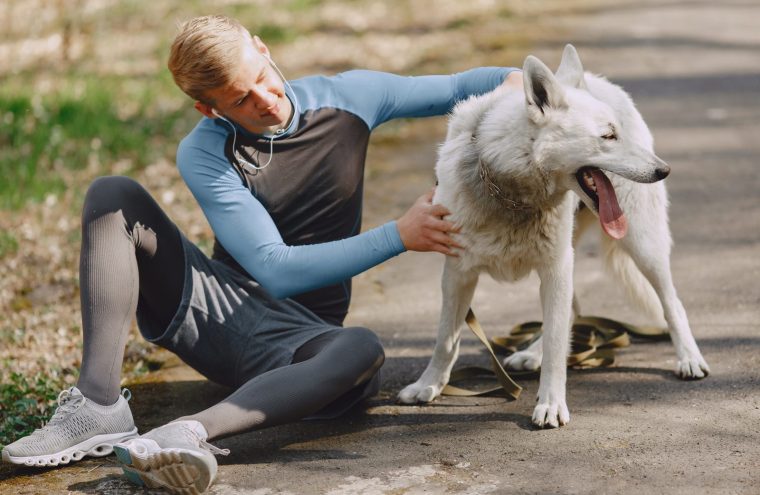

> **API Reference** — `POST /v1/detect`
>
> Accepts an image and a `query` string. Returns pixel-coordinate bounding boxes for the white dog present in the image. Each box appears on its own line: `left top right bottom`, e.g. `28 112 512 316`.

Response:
398 45 710 428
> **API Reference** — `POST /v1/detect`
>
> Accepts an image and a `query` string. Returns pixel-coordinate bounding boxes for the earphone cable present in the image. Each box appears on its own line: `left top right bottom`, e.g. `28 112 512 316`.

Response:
220 55 299 174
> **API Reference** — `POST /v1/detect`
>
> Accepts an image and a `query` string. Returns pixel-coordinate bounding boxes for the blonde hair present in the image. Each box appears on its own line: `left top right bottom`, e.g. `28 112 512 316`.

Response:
168 15 250 103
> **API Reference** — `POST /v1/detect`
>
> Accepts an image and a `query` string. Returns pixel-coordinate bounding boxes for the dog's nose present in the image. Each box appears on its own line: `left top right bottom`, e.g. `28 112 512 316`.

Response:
654 166 670 180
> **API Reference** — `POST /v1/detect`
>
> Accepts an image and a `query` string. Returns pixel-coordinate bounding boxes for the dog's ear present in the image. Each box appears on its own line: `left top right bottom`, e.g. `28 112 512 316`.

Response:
556 44 588 90
523 55 568 124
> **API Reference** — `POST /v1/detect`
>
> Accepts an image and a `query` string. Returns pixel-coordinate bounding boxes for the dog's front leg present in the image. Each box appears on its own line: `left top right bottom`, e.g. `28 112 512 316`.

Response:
533 255 574 428
398 259 478 404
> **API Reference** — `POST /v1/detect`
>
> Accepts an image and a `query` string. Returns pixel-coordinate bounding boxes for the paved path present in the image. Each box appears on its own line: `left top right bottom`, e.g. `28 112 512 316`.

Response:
2 0 759 493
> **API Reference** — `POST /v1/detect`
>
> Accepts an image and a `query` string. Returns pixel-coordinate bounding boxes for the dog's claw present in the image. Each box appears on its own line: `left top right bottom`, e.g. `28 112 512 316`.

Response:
398 381 442 404
532 388 570 429
676 357 710 380
532 402 569 428
504 349 542 371
418 386 438 403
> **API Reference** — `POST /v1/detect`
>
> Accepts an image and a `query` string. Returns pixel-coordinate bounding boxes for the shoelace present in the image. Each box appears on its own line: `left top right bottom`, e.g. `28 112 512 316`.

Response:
42 388 85 429
200 439 230 456
180 425 230 456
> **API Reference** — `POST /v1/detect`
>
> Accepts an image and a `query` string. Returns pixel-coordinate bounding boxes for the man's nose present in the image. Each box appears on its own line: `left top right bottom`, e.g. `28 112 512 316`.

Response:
252 86 275 108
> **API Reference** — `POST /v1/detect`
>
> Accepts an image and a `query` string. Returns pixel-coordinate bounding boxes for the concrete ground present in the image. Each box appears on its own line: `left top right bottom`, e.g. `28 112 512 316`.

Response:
2 0 759 493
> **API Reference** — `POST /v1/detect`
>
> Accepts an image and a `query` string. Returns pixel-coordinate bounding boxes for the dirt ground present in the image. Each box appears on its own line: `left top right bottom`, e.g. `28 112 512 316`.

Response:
1 0 759 493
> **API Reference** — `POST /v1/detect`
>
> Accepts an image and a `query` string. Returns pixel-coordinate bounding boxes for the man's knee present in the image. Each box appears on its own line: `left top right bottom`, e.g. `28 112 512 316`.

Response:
342 327 385 374
82 176 147 219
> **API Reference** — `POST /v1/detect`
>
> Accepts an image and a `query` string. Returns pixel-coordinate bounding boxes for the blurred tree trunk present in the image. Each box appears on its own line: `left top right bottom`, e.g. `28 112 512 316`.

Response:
58 0 73 64
1 0 14 68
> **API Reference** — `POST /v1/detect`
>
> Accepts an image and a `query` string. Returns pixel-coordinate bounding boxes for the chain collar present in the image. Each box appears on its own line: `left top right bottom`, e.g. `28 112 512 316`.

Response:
473 134 533 211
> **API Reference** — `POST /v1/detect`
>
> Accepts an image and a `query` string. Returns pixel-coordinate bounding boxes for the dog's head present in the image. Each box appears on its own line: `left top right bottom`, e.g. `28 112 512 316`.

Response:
522 45 670 239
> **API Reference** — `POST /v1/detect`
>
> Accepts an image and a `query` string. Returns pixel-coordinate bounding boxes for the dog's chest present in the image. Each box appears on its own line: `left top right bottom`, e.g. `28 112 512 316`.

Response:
453 201 573 282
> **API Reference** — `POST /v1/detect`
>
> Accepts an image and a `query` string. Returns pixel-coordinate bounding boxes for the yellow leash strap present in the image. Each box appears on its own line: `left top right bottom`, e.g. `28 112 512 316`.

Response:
574 316 669 341
441 309 523 401
441 313 667 398
443 366 511 397
491 321 541 352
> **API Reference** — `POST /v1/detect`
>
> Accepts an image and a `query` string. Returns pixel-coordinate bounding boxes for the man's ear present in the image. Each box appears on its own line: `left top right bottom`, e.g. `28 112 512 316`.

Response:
252 35 271 58
523 55 567 124
555 44 587 90
195 101 217 119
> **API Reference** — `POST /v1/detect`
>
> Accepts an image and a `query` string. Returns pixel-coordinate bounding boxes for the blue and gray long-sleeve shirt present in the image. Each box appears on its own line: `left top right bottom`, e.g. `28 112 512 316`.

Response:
177 68 515 324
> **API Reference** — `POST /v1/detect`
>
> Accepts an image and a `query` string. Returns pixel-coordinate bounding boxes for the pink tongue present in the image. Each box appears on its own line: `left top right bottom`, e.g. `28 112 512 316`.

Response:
589 168 627 239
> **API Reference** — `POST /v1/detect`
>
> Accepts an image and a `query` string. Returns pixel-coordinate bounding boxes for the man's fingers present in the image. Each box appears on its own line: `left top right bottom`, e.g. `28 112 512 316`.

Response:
438 243 460 257
429 203 452 217
433 231 464 249
441 220 461 233
447 236 465 249
427 217 460 234
428 231 464 250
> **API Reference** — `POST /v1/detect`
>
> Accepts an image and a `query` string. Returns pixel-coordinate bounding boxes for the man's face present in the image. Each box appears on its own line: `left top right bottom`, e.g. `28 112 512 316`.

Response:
198 36 292 135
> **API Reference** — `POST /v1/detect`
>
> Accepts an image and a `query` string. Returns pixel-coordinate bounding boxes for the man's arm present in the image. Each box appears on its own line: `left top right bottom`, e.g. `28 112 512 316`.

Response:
178 141 459 299
332 67 521 129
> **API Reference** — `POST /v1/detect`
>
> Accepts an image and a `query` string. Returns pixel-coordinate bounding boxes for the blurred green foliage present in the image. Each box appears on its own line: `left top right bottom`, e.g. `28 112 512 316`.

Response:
0 75 189 210
0 371 65 448
0 231 18 258
0 0 382 212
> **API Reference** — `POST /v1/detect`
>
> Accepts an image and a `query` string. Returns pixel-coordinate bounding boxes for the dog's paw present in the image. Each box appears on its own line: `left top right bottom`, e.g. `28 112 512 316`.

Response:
532 397 570 429
504 349 542 371
398 380 444 404
675 354 710 380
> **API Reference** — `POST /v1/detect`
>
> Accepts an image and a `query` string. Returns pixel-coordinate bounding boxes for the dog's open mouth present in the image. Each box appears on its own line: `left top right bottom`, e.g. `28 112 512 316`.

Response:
576 167 628 239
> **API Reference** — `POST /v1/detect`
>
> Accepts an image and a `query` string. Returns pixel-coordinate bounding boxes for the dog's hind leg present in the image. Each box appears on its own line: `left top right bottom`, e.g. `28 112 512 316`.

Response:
503 335 543 372
620 226 710 379
397 260 478 404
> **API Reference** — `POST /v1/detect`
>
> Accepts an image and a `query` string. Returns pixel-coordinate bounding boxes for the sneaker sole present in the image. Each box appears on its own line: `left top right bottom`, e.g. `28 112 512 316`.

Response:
114 442 213 495
1 428 139 467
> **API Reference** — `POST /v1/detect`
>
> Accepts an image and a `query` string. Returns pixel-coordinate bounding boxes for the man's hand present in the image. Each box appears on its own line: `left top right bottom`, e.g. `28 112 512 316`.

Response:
501 70 524 91
396 188 463 256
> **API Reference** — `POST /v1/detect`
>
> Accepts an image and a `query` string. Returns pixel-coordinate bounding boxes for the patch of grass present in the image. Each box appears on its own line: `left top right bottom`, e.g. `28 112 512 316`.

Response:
288 0 320 11
445 18 473 30
0 231 19 258
0 371 68 448
256 24 295 43
0 76 187 210
0 326 23 346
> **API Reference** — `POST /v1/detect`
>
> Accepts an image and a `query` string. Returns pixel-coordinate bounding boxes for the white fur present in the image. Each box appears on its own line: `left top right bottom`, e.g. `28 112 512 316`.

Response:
397 45 709 428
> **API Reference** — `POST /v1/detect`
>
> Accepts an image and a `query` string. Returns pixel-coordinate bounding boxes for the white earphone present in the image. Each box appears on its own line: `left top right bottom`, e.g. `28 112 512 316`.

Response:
211 52 299 175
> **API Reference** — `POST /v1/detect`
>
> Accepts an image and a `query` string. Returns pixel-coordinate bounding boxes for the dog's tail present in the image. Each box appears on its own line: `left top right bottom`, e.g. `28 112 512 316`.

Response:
574 204 664 324
602 237 665 323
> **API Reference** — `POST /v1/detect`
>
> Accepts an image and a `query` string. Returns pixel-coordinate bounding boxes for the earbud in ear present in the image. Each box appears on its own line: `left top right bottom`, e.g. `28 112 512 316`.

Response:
211 108 222 118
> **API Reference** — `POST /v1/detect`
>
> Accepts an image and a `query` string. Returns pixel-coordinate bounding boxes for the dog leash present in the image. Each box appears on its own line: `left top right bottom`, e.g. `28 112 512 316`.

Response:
441 309 523 400
442 310 669 398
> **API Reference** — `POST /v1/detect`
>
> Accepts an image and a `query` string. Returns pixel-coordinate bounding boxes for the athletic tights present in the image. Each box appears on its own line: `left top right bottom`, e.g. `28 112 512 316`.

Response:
75 176 384 440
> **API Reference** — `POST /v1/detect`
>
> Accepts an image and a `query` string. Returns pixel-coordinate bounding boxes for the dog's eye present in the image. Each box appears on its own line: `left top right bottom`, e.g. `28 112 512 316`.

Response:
601 124 617 141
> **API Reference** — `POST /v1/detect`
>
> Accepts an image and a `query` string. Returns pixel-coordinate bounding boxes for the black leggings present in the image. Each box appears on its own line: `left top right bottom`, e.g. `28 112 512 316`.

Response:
75 176 384 440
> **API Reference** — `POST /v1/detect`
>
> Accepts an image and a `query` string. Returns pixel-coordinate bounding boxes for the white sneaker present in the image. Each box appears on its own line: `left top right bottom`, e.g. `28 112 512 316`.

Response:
114 420 229 495
1 387 138 467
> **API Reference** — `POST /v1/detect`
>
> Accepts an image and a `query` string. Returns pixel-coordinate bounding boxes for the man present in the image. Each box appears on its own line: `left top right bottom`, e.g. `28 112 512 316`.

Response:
2 14 521 494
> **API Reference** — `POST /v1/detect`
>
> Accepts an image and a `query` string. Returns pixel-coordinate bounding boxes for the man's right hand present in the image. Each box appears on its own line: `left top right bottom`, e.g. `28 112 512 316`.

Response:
396 188 463 256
